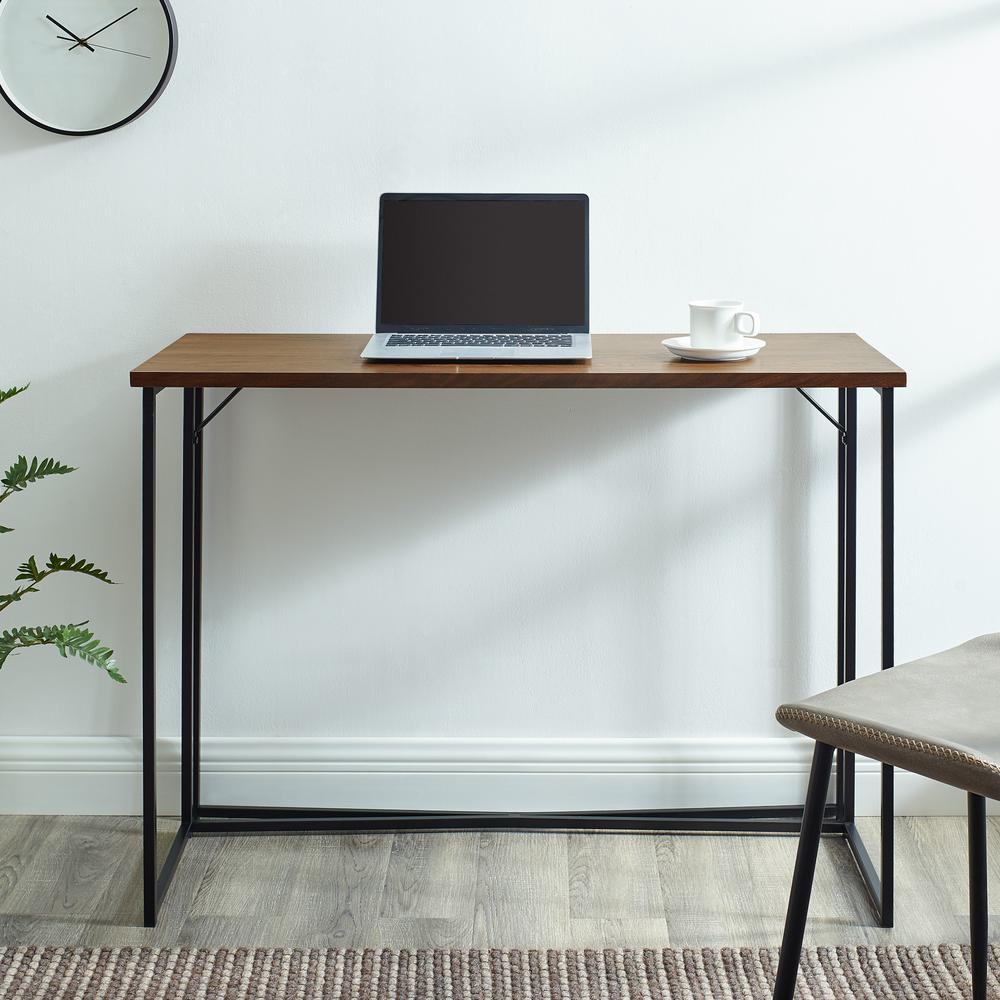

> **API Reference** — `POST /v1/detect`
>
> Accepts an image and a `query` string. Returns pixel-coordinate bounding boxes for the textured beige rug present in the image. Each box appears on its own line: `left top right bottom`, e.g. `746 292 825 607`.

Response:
1 945 995 999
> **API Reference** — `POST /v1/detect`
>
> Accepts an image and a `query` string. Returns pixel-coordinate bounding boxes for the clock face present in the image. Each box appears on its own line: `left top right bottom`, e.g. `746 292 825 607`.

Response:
0 0 175 134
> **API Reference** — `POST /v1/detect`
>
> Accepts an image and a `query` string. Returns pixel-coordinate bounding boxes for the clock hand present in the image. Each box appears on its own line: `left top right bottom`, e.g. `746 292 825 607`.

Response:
56 34 150 57
68 6 138 49
45 14 95 51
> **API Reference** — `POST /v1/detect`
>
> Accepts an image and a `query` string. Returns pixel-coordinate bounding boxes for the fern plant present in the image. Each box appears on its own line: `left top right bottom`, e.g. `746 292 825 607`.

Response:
0 384 124 683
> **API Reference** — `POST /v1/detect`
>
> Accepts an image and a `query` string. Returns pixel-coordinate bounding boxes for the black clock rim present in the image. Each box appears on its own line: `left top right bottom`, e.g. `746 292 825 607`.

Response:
0 0 177 136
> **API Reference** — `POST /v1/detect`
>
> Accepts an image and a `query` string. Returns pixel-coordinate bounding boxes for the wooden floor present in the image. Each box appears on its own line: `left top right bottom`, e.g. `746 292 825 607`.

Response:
0 816 997 950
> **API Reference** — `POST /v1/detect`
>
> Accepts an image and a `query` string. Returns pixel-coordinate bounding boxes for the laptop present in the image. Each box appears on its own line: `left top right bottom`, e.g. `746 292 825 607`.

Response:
362 193 591 361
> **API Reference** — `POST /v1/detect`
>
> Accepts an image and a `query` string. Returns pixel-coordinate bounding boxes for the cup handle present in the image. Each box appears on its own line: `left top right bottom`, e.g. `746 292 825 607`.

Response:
734 311 759 337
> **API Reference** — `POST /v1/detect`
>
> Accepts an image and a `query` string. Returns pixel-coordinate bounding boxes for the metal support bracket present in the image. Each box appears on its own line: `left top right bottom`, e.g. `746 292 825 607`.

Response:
795 388 847 441
194 387 242 442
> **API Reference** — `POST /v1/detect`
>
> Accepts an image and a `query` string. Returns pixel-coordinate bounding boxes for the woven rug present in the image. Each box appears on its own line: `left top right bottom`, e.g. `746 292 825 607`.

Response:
1 946 996 1000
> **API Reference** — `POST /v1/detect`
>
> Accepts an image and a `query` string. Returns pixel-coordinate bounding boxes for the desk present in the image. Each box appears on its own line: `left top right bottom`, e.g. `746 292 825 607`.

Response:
131 333 905 928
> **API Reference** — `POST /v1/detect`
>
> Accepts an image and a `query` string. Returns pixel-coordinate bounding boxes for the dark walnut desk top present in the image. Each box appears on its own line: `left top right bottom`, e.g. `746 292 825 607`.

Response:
131 333 905 390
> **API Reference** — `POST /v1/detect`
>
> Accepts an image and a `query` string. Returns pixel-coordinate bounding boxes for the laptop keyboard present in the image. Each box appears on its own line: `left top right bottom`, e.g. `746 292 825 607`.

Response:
386 334 574 348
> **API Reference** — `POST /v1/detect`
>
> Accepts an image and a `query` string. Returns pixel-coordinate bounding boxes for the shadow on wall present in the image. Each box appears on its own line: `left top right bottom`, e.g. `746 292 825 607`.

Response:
0 104 70 156
118 243 782 737
145 245 1000 737
540 2 1000 141
206 390 736 648
150 243 743 601
193 350 1000 734
775 389 811 702
197 377 803 730
10 234 1000 737
4 3 996 161
160 241 374 337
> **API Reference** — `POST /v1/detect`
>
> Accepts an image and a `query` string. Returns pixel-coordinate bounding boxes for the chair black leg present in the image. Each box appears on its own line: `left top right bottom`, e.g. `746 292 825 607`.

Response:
773 742 835 1000
969 793 988 1000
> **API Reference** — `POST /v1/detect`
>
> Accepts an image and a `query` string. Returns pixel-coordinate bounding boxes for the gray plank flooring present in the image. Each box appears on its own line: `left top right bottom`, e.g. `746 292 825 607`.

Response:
0 816 996 949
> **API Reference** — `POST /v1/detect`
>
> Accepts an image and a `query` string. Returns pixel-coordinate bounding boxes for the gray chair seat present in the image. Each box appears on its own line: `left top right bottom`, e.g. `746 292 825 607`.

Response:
776 632 1000 800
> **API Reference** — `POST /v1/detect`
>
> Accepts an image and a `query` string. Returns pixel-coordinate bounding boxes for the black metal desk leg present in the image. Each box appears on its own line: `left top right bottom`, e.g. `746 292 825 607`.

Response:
843 388 857 820
181 388 205 823
836 389 847 815
880 387 894 926
192 389 204 812
834 388 857 819
840 386 894 927
142 388 197 928
879 389 896 927
141 388 157 928
181 390 195 826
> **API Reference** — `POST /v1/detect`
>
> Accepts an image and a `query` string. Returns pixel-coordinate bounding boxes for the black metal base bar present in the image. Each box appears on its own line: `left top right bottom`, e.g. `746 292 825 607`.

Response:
197 802 831 821
153 820 190 914
190 806 848 837
844 820 882 915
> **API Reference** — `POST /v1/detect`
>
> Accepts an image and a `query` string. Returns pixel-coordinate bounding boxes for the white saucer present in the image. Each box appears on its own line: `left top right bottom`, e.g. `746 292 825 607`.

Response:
662 336 766 362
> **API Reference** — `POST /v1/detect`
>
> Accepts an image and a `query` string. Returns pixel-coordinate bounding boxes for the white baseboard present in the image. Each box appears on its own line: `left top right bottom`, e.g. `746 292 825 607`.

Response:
0 736 988 816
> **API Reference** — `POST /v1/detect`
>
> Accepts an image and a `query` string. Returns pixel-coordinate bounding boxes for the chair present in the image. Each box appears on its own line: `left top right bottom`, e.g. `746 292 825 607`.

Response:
772 633 1000 1000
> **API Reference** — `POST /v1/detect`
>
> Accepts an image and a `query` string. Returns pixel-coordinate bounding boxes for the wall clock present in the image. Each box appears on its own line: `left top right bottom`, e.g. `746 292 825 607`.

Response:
0 0 175 135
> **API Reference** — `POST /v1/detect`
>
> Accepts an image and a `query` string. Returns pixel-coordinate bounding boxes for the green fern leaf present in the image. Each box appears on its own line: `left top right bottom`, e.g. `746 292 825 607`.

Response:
0 624 62 669
2 455 76 493
44 554 116 585
2 554 115 613
0 625 42 668
0 385 29 406
51 624 120 679
0 525 11 534
0 622 124 682
15 555 41 581
0 584 40 610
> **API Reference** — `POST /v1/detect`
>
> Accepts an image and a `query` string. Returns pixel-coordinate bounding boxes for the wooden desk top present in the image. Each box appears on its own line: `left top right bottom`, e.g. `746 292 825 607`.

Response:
130 333 905 389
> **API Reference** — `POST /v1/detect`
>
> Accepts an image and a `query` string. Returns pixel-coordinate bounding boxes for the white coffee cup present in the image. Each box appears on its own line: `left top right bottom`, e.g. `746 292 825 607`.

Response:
689 299 760 349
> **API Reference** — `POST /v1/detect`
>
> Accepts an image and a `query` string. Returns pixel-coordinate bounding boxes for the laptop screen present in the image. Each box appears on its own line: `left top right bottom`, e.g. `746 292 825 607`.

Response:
376 194 589 333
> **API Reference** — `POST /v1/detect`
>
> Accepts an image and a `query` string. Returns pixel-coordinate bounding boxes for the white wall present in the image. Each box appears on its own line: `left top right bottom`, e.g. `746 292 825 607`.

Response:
2 1 999 815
